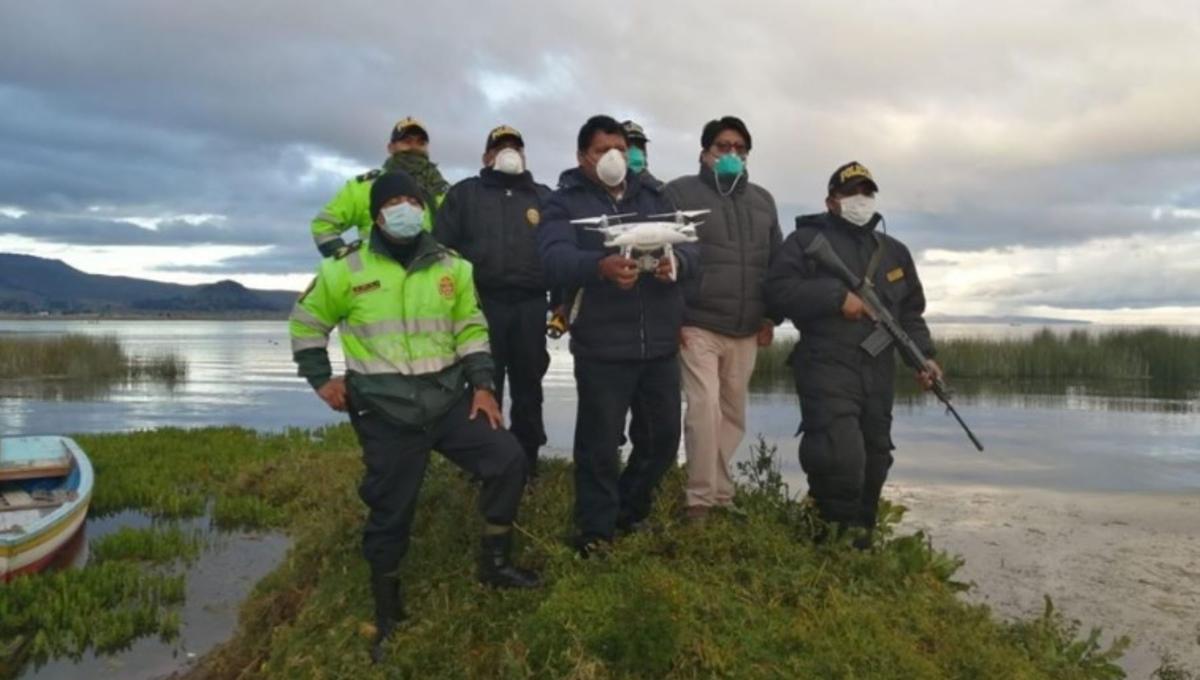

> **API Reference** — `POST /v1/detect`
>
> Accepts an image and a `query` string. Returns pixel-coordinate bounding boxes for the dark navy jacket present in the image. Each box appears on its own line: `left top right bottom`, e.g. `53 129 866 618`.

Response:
537 168 699 361
433 168 551 294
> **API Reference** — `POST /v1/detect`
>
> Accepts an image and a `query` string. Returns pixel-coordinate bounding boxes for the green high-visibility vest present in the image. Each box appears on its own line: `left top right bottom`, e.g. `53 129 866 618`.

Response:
290 235 491 426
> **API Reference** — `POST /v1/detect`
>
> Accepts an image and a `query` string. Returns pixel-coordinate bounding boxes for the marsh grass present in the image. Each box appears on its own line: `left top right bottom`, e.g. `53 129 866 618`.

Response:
751 328 1200 395
0 334 186 384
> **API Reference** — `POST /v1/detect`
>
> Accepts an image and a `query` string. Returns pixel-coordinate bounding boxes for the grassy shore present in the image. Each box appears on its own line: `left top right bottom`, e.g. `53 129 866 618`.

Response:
752 328 1200 391
0 426 1155 679
0 334 186 383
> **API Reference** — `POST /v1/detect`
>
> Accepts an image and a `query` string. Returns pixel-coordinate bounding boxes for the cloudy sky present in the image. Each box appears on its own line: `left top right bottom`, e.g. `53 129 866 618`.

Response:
1 1 1198 322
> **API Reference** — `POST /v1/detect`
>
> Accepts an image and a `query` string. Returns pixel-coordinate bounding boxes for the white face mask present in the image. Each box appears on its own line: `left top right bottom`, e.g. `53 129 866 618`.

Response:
595 148 627 188
492 148 524 175
838 194 877 227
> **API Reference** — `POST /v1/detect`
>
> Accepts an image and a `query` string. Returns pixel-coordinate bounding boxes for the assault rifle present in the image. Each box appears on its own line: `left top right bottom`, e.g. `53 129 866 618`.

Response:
802 232 984 452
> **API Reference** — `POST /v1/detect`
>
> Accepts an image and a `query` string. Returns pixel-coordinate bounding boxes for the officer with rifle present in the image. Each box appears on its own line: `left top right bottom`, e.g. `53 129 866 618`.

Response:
767 161 979 546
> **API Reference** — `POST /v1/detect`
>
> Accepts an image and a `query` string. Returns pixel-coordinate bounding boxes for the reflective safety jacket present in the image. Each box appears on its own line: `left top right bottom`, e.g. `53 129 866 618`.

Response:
310 169 444 257
289 231 494 428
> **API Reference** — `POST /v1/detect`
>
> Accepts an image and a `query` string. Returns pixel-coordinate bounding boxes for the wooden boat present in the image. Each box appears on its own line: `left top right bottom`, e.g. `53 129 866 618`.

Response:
0 436 94 581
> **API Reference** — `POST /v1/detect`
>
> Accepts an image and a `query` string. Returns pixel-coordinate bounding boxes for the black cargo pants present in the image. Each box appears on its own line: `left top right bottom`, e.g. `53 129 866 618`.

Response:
479 289 550 472
794 351 896 529
348 391 527 575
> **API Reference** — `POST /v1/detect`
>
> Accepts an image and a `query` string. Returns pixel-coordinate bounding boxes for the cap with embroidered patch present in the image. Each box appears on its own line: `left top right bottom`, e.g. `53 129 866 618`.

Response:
485 124 524 151
828 161 879 195
390 117 429 143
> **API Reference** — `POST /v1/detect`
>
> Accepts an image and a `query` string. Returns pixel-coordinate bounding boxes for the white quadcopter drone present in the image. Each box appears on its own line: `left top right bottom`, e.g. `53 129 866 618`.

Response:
570 209 708 281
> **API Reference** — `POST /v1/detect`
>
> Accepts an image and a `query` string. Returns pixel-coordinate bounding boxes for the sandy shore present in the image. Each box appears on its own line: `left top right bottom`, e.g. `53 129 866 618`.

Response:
892 483 1200 679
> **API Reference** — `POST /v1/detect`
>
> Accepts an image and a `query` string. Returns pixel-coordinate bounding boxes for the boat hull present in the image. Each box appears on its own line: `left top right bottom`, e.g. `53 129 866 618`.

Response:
0 437 94 581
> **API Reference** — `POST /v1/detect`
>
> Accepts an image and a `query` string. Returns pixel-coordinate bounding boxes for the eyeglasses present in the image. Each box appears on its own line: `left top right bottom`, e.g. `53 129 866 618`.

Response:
711 140 747 154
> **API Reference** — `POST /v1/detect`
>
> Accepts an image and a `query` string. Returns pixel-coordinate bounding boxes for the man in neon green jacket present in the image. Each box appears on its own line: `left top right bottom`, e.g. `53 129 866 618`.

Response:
309 117 450 257
290 170 539 663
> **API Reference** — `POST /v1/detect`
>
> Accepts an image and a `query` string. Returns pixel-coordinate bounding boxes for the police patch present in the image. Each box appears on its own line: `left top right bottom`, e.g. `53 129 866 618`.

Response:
352 280 381 295
886 267 905 282
439 275 455 300
526 208 540 226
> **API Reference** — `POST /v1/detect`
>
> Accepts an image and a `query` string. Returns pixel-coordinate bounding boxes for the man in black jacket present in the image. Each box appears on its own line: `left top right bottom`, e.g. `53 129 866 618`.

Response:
434 125 552 475
766 161 942 542
538 115 699 554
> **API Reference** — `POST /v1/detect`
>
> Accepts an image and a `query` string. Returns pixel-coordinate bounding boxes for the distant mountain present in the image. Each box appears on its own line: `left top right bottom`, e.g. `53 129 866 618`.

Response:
0 253 298 315
925 314 1091 325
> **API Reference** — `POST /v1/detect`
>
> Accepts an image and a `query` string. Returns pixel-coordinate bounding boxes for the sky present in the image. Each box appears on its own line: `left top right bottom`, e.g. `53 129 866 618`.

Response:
1 1 1198 322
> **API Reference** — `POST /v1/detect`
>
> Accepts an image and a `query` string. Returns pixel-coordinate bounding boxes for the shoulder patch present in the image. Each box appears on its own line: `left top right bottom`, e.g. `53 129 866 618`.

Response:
352 280 381 295
333 241 364 260
355 168 382 183
886 267 905 283
438 275 456 300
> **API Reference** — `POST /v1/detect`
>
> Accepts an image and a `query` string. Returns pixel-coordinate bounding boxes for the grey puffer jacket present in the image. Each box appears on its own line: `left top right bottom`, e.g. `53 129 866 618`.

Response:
665 165 783 337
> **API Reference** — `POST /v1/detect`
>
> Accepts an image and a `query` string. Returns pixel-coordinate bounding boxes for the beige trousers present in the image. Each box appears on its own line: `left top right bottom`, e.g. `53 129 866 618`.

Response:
680 325 759 508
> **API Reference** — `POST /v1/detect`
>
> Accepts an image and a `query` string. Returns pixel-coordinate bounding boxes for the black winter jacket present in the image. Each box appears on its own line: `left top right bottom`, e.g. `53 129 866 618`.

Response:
433 168 551 293
665 165 782 337
767 212 934 393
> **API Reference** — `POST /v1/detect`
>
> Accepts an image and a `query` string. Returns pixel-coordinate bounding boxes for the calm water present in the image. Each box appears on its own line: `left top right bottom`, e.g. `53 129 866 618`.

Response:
1 320 1199 494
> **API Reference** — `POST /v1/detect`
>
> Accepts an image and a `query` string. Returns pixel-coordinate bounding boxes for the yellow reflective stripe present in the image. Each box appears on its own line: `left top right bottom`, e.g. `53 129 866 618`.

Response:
345 355 458 375
345 318 456 338
290 305 334 334
346 250 364 273
291 336 328 352
456 338 491 358
452 314 487 335
314 231 342 245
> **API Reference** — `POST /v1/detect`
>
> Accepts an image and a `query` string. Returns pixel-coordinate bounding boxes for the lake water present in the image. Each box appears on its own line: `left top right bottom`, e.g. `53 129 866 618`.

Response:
2 319 1199 493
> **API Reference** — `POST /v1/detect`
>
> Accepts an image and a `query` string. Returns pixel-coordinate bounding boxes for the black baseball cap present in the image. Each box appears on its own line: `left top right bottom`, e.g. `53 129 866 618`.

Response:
828 161 879 195
485 124 524 151
390 117 429 143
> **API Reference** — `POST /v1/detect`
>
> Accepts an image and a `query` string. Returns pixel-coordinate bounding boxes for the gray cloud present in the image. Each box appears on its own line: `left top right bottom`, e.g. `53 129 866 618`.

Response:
1 1 1198 314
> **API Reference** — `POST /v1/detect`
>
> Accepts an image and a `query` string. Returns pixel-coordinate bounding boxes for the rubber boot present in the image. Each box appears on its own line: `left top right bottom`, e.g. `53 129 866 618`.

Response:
478 532 541 588
369 571 406 664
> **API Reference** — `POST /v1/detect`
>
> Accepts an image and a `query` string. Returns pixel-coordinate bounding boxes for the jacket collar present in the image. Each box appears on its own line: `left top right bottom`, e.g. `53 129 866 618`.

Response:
369 229 447 271
480 167 534 189
557 166 654 201
826 211 883 233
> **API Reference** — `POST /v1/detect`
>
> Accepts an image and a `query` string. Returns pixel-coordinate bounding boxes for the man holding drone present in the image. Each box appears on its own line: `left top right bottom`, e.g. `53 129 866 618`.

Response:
537 114 700 556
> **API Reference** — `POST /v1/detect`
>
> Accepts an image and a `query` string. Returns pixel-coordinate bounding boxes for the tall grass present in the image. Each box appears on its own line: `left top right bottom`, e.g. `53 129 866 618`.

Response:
751 328 1200 391
0 334 186 383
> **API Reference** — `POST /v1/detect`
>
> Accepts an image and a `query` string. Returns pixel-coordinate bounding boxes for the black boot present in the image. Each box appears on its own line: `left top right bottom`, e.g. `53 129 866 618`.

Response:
369 571 406 664
478 532 541 588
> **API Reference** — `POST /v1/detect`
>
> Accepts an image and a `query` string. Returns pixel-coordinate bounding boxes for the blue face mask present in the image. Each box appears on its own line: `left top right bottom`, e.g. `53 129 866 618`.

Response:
627 146 647 174
713 153 745 178
380 203 424 241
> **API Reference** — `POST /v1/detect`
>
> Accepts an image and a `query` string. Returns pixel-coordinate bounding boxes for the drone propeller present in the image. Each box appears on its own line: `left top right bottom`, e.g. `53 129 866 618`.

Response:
646 209 711 221
570 212 639 226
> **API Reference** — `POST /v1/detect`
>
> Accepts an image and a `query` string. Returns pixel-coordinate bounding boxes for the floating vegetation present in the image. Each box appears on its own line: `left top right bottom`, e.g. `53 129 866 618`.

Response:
90 525 206 565
0 562 185 673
